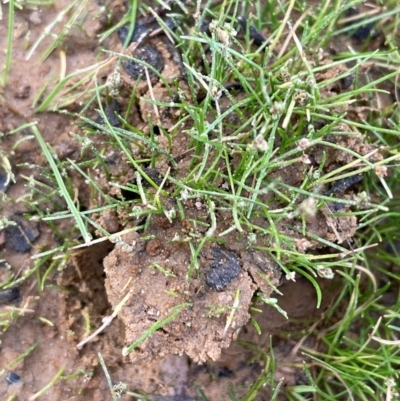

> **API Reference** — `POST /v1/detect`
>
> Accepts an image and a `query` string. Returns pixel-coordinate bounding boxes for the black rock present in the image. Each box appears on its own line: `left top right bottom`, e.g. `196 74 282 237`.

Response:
344 8 377 43
218 366 234 378
5 215 40 253
326 174 363 196
123 44 164 80
341 73 354 90
205 246 241 291
238 16 266 46
96 99 121 127
118 23 150 45
351 22 375 42
118 16 177 46
6 372 22 384
141 168 163 186
0 287 20 305
0 173 11 193
199 19 211 34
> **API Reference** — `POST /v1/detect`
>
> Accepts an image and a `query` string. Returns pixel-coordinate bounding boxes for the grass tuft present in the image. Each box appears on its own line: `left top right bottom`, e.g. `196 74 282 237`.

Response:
0 0 14 87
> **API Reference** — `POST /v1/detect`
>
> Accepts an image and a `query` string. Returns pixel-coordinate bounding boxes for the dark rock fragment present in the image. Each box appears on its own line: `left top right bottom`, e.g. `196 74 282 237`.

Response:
123 44 164 80
118 16 177 45
326 174 363 196
340 73 354 90
0 287 20 305
218 366 234 378
199 19 211 34
0 173 11 192
6 372 22 384
344 8 377 43
118 23 150 45
205 246 241 291
5 215 40 253
238 15 266 46
141 168 163 186
350 22 375 42
325 174 363 211
96 99 121 126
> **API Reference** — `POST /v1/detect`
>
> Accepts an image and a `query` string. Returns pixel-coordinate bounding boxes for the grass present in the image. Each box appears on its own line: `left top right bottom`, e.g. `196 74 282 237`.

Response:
1 0 400 399
0 0 14 87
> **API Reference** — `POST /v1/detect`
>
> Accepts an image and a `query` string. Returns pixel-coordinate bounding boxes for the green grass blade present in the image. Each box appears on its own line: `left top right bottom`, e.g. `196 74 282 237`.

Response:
31 125 92 244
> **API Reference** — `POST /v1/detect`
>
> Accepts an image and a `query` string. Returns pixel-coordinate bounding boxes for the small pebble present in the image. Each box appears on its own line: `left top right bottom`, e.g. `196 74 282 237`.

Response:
141 168 163 186
5 215 40 253
205 246 241 291
326 174 363 195
340 74 354 90
351 22 375 42
0 287 21 305
123 44 164 80
6 372 22 384
0 173 11 192
95 99 120 127
29 11 42 25
118 17 177 45
238 15 266 46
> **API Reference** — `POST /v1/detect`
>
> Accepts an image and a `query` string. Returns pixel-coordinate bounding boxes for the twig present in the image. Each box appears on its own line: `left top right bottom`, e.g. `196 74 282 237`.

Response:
77 290 133 349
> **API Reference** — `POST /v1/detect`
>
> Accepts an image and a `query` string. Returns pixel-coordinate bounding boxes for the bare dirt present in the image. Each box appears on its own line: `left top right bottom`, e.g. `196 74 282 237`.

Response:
0 2 392 401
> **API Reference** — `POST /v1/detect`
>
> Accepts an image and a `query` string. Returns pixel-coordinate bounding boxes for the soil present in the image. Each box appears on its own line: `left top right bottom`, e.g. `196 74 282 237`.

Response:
0 1 393 401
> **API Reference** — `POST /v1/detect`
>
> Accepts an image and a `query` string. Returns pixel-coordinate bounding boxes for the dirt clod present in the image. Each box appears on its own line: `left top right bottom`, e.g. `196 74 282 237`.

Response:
104 226 272 362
